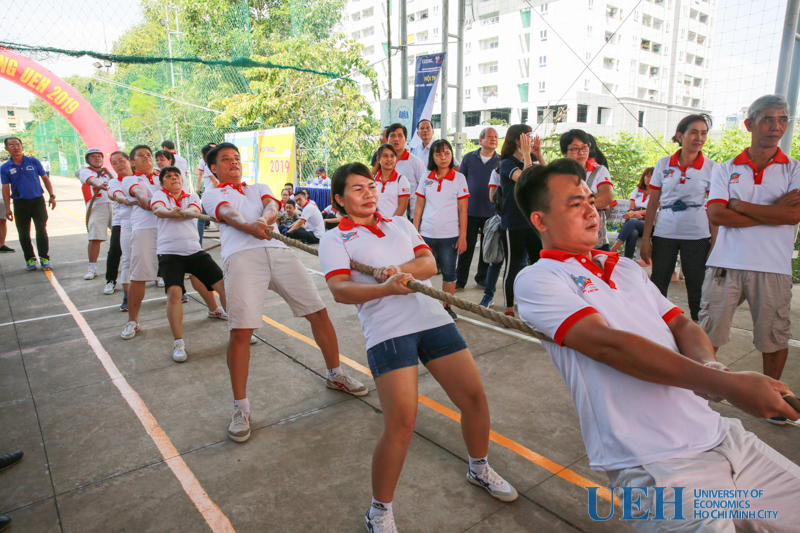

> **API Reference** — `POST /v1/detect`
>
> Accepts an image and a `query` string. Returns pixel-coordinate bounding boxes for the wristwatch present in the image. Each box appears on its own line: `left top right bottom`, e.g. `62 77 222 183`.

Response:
49 194 56 199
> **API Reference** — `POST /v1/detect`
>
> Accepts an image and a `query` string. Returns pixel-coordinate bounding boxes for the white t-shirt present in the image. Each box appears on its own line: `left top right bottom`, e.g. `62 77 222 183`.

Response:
395 150 427 213
515 250 729 472
42 160 51 173
488 169 501 189
299 201 325 238
123 172 161 232
415 169 470 239
78 168 112 206
172 153 189 178
150 189 203 256
319 214 453 349
375 170 411 217
202 182 285 261
108 175 132 228
629 188 650 210
198 159 216 193
650 151 716 240
706 148 800 275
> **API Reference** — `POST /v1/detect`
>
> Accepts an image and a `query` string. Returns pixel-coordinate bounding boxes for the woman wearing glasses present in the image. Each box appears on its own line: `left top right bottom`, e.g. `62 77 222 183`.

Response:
560 129 615 250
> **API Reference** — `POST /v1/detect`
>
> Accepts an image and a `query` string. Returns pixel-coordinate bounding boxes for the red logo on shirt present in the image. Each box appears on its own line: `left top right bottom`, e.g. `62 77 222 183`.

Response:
571 275 598 293
730 173 740 184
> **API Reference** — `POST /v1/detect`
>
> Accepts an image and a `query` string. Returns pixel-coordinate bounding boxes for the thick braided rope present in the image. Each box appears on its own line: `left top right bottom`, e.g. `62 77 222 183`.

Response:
180 209 552 342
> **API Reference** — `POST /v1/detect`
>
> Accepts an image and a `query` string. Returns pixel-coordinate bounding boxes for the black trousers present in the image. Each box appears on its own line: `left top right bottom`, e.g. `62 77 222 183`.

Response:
502 227 543 309
13 197 49 261
650 236 711 321
288 227 319 244
106 225 122 283
456 215 490 286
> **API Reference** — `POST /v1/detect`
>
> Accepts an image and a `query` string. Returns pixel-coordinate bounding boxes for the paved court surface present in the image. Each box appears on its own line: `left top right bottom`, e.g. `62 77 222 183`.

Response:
1 176 798 533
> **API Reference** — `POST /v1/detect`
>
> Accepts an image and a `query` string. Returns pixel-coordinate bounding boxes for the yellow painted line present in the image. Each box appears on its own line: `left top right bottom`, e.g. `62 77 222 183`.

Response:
46 271 235 533
260 313 614 504
61 206 85 222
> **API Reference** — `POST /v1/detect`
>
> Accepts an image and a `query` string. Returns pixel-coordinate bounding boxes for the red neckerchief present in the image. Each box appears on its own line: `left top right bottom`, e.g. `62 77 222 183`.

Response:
732 148 789 185
134 170 156 185
375 170 399 193
398 150 410 161
585 158 598 172
218 181 247 195
427 169 455 192
338 211 393 238
160 188 190 206
540 249 620 289
669 149 705 184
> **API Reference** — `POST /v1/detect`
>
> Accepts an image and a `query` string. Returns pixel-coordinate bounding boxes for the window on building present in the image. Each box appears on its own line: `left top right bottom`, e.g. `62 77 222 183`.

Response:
537 106 549 124
540 3 548 13
364 45 375 55
650 66 660 77
584 78 590 90
363 7 373 17
351 12 361 22
480 12 500 25
466 42 472 53
417 31 428 42
641 39 650 51
638 111 645 127
652 42 661 54
479 38 499 50
586 52 592 62
363 26 374 37
607 6 618 18
597 106 610 124
6 111 14 117
695 56 704 66
539 55 546 67
481 86 499 98
521 108 529 123
540 30 547 41
465 111 481 127
491 108 512 123
692 98 700 108
465 89 472 99
588 0 594 9
420 9 428 19
521 9 531 28
587 26 592 36
524 33 531 51
407 13 415 22
697 34 706 45
480 61 499 74
538 81 545 92
577 104 588 123
465 65 471 76
603 57 615 70
433 27 439 36
351 31 361 40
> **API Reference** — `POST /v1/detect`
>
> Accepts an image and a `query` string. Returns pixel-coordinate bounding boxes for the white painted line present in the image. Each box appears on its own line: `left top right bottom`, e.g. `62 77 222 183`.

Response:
305 268 324 276
53 186 83 198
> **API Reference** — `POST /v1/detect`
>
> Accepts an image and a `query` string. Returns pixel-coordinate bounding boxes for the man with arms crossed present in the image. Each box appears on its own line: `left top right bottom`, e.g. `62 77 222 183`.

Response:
78 148 114 281
514 158 799 532
202 143 367 443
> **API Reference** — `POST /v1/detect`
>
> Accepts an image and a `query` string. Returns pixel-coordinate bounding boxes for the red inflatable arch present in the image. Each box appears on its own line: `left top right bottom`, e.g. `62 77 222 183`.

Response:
0 48 118 167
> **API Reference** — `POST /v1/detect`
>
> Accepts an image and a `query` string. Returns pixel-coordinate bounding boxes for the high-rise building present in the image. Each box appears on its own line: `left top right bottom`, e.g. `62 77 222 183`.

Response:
344 0 718 141
0 105 33 135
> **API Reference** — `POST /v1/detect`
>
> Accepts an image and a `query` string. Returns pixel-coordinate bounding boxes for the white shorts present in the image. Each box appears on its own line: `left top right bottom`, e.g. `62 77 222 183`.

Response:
223 247 326 330
87 202 113 241
605 418 800 532
119 224 132 285
130 228 158 281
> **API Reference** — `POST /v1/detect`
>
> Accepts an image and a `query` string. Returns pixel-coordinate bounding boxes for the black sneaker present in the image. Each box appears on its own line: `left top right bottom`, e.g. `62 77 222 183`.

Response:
0 245 14 253
0 450 23 471
445 306 458 321
455 282 466 290
766 417 787 426
0 514 10 531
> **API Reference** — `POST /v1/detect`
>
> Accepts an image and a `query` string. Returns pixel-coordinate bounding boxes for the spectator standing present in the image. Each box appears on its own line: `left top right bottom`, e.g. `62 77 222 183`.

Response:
610 167 653 259
108 150 135 311
455 127 500 289
370 127 388 175
161 140 188 178
195 143 217 244
77 148 114 281
0 137 55 270
641 114 717 321
41 157 51 178
374 143 411 217
478 167 504 308
387 123 426 218
412 119 461 169
155 150 176 171
702 95 800 425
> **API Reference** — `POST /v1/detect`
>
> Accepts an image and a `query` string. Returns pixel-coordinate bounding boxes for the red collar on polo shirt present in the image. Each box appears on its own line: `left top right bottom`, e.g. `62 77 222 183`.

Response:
732 148 789 185
399 150 410 161
638 188 650 202
585 158 598 172
427 169 456 192
218 181 247 195
134 170 156 184
375 170 399 192
338 211 393 238
540 249 620 289
161 188 190 205
669 149 705 177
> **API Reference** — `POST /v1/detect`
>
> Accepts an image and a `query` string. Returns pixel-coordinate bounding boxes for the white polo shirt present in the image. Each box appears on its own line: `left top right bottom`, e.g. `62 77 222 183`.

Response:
629 188 650 209
515 250 728 472
198 160 216 192
415 169 470 239
395 149 427 213
375 170 411 216
706 148 800 275
123 171 161 232
299 201 325 238
650 151 716 240
488 169 500 189
78 168 112 206
202 181 286 261
150 189 203 256
172 152 189 178
319 213 452 349
108 175 132 228
585 161 613 195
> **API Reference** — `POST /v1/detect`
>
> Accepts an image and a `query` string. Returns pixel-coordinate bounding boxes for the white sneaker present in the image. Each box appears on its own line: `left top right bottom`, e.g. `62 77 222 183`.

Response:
467 466 518 502
207 307 228 320
103 281 116 295
228 409 251 442
84 268 97 280
157 277 165 287
327 372 368 396
120 321 140 340
364 509 398 533
172 340 187 362
250 335 258 345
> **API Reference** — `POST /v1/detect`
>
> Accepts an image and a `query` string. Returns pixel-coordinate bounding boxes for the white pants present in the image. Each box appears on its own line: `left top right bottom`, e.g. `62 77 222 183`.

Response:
119 224 132 285
606 418 800 532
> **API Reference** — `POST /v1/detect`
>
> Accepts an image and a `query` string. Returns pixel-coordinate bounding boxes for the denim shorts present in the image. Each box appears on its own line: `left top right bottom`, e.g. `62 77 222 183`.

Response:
366 323 468 378
423 236 458 283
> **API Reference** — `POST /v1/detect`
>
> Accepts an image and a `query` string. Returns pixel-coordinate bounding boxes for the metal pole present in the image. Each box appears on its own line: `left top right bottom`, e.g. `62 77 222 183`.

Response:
781 32 800 154
455 0 465 159
387 1 392 101
775 0 800 95
166 6 176 88
441 0 449 140
400 0 408 99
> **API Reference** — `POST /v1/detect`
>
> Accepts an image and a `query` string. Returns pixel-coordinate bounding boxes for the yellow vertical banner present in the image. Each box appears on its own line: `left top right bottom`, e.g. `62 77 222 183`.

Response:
225 126 295 195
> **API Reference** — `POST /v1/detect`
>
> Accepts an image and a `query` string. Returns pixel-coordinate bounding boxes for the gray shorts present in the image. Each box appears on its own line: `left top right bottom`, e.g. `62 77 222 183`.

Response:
699 267 792 353
223 246 326 330
0 202 5 220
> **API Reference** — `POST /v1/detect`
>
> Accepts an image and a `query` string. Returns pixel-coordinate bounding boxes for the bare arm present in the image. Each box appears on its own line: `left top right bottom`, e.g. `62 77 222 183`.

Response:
288 217 305 232
152 203 182 219
413 196 425 230
40 174 56 209
216 203 273 240
640 188 660 263
2 184 11 221
393 196 409 217
261 196 280 226
131 185 151 211
456 197 468 254
727 192 800 226
594 182 613 211
707 202 762 228
195 169 203 193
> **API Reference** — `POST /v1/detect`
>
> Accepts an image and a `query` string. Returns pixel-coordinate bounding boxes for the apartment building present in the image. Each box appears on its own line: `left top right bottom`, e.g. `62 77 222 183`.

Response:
0 105 33 135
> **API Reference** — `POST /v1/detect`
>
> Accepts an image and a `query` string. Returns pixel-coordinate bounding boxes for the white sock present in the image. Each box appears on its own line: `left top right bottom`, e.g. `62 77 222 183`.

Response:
89 262 97 270
368 498 392 519
326 366 343 380
233 398 250 413
469 455 488 475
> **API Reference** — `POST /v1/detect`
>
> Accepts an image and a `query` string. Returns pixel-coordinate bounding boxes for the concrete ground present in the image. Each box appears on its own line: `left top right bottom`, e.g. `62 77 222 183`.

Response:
0 175 798 533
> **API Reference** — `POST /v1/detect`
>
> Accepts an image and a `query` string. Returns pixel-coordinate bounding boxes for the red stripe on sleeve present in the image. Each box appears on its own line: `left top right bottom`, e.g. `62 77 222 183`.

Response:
413 244 432 253
706 199 728 206
324 269 351 280
662 307 684 324
457 194 471 200
648 185 661 190
214 201 231 222
398 193 411 198
150 201 166 209
261 194 277 202
554 307 599 346
415 192 425 198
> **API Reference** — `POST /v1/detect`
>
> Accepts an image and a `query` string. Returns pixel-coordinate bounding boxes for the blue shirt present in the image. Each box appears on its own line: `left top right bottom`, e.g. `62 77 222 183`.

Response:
499 156 528 231
1 156 46 200
460 149 500 218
